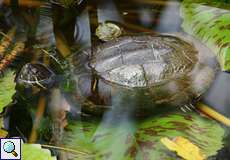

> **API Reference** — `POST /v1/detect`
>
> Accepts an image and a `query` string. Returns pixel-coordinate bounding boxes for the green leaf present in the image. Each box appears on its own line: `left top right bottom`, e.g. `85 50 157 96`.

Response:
63 120 99 153
132 113 224 159
22 143 56 160
0 70 16 113
180 0 230 71
62 112 225 160
0 117 7 138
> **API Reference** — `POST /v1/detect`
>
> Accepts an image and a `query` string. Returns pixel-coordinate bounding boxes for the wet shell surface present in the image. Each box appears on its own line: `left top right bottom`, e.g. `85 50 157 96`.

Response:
89 35 198 87
72 34 218 115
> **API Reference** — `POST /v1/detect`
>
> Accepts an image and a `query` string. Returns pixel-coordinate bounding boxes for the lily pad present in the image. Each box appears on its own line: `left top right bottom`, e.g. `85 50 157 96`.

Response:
180 0 230 71
22 143 56 160
62 112 225 160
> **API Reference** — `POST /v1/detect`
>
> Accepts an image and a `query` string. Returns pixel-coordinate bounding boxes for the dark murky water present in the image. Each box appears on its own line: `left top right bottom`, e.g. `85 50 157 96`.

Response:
0 0 229 159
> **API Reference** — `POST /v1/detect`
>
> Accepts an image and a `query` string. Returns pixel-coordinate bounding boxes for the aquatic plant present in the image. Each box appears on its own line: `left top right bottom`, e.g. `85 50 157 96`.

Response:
0 70 16 113
62 112 225 160
181 0 230 71
22 143 57 160
0 42 25 72
0 27 16 58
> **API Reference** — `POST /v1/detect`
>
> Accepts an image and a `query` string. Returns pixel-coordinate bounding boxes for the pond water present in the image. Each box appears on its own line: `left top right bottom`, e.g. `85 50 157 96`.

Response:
0 0 229 160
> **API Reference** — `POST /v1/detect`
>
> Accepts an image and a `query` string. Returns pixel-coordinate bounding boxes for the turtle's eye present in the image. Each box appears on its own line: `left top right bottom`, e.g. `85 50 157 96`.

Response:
31 68 37 74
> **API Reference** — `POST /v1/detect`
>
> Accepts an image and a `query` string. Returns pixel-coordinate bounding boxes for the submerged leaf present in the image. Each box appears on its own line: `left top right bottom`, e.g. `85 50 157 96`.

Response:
0 70 16 113
161 136 206 160
62 112 225 160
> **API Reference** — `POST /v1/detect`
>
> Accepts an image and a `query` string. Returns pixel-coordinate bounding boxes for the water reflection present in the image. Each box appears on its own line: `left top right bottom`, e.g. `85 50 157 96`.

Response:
66 0 182 46
97 0 123 23
155 1 181 32
204 72 230 118
74 9 91 46
0 0 229 159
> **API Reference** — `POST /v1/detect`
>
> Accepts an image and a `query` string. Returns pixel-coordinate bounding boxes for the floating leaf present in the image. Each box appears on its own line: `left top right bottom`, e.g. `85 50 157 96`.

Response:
22 143 56 160
0 70 16 113
161 136 206 160
63 121 99 154
180 0 230 71
62 112 225 160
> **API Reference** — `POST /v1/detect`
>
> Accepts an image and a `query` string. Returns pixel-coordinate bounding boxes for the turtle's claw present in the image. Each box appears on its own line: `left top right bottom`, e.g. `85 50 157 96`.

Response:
180 103 197 113
184 105 192 111
180 106 187 112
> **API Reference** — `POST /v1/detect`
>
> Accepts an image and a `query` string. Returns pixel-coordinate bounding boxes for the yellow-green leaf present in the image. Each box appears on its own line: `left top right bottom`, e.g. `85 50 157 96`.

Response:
161 136 206 160
22 143 57 160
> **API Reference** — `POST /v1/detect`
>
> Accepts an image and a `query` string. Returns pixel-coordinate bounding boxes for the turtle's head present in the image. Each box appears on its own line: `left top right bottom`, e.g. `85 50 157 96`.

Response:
190 63 216 99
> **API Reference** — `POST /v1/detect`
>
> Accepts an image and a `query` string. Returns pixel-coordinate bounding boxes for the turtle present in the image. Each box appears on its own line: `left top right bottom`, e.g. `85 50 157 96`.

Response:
16 62 56 89
70 34 219 115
